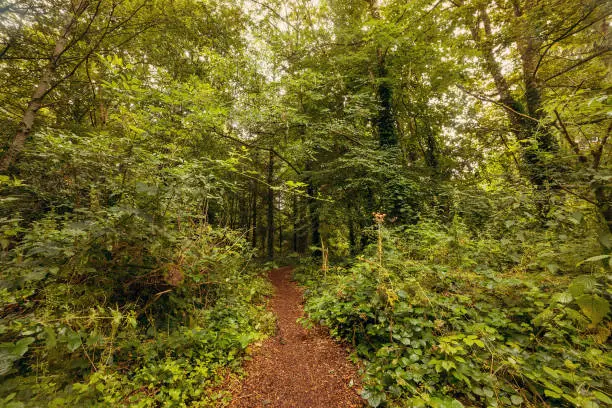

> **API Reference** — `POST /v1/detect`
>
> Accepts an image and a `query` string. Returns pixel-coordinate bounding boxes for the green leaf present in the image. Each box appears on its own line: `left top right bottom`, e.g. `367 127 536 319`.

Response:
569 275 597 297
570 211 583 224
547 263 560 273
593 391 612 405
66 331 82 352
441 360 456 371
551 292 573 304
510 395 523 405
544 389 561 398
44 327 57 349
0 351 14 376
449 400 464 408
576 294 610 327
362 390 384 407
598 232 612 249
12 337 35 357
543 366 559 378
577 254 611 266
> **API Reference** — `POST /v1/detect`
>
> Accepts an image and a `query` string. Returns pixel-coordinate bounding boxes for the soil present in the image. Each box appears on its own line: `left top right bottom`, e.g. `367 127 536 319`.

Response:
228 266 364 408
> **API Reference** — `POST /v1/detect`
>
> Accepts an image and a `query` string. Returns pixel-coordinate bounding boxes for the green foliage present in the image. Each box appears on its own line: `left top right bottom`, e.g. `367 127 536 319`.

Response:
296 217 611 408
0 216 274 406
1 0 611 406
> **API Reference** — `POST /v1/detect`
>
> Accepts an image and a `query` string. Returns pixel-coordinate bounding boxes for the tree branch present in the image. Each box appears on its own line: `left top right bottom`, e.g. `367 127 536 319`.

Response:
591 122 610 170
208 126 302 175
544 47 611 83
456 84 539 123
553 109 587 163
532 5 599 79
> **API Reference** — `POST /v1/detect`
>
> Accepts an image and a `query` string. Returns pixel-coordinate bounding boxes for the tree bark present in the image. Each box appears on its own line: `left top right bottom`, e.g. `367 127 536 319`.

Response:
470 6 559 192
292 194 298 252
367 0 397 147
376 58 397 147
0 1 89 172
278 190 283 257
266 150 274 260
307 181 321 257
251 179 258 249
511 1 559 188
348 209 356 256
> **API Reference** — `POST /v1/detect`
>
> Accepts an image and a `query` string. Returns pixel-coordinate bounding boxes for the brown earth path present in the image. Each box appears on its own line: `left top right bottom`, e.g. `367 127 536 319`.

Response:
228 266 365 408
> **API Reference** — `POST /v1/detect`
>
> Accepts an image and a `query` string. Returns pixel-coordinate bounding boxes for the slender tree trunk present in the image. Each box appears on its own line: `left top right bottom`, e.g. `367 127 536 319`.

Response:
512 1 559 188
0 1 88 172
278 191 283 258
266 150 274 260
307 182 321 257
595 188 612 233
246 191 252 239
292 194 298 252
298 196 308 253
423 124 439 172
348 210 356 256
304 157 321 257
251 179 258 249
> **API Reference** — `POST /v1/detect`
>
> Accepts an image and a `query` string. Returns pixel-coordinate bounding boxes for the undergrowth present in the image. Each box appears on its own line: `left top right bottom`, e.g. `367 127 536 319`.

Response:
296 218 611 408
0 214 274 407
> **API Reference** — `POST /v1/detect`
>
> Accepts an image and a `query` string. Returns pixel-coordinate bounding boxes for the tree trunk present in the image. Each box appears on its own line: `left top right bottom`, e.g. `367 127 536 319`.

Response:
376 60 397 147
266 150 274 260
368 0 397 148
348 210 356 256
512 1 559 190
292 194 298 252
0 1 88 172
470 7 558 194
298 196 308 253
594 182 612 233
251 179 258 249
307 182 321 257
278 191 283 258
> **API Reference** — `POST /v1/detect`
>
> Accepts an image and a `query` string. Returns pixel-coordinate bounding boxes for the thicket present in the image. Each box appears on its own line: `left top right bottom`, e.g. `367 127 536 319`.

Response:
0 133 275 406
297 192 611 407
0 1 276 405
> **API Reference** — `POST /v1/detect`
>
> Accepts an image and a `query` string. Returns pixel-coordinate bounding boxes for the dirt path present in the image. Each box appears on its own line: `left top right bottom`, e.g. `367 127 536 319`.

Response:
229 266 364 408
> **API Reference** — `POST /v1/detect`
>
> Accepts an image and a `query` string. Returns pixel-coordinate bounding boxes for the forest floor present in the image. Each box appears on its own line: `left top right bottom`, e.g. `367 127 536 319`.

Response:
228 266 364 408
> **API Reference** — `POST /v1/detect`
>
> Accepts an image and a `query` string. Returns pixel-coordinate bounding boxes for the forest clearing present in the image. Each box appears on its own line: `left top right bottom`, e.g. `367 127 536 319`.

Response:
0 0 610 407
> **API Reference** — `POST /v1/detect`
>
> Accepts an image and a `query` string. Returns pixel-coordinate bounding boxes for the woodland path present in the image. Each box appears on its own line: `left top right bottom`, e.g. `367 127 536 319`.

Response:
228 266 364 408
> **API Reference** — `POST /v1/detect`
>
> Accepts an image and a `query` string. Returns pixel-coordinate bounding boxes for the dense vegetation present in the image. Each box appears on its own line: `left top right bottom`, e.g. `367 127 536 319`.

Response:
1 0 610 407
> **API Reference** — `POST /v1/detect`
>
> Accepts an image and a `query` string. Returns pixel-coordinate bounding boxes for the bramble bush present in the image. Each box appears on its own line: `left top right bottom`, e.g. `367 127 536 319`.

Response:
0 212 274 407
296 217 611 408
0 129 275 407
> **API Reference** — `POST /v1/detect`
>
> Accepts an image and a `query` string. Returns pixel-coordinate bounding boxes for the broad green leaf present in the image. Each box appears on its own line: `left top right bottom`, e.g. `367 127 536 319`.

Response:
577 255 611 266
0 351 14 376
12 337 35 357
44 327 57 349
569 275 597 297
66 332 82 353
552 292 573 304
593 391 612 405
576 294 610 327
